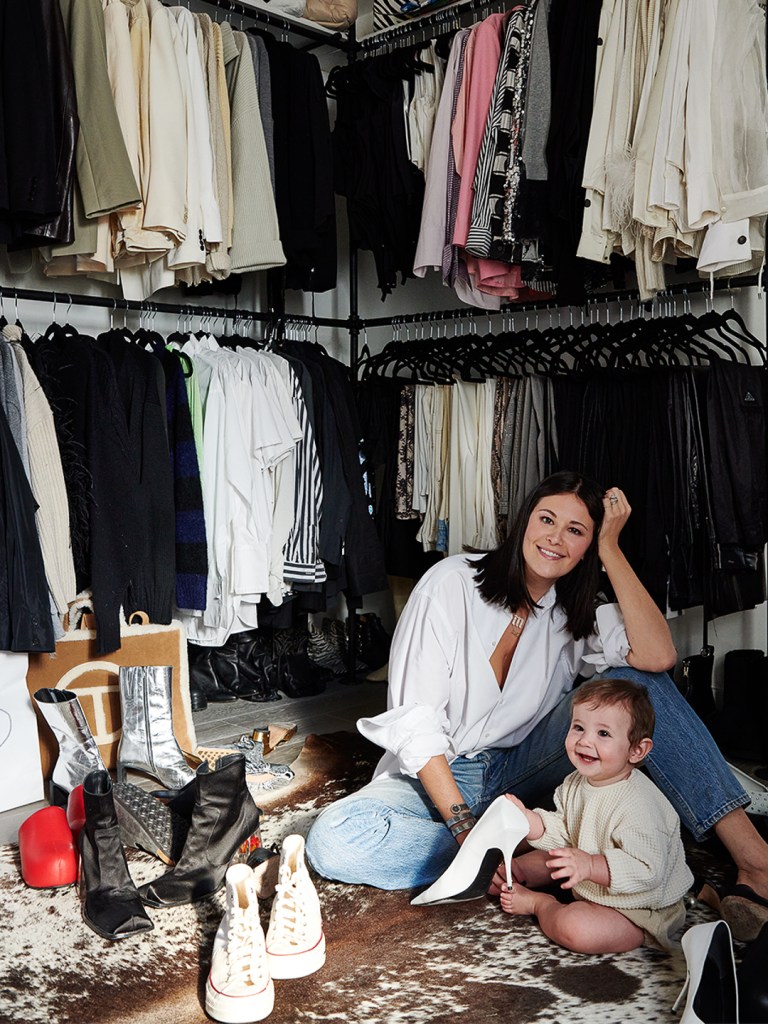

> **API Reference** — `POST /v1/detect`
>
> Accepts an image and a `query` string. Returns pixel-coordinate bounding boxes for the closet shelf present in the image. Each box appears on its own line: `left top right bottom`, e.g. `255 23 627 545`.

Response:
196 0 350 48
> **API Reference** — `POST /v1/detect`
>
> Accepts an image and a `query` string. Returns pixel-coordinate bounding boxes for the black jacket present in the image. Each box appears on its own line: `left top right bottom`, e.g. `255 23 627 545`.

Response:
0 402 54 653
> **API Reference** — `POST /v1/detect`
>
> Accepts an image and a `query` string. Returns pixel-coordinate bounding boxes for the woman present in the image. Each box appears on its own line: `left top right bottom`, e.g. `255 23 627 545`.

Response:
306 472 768 940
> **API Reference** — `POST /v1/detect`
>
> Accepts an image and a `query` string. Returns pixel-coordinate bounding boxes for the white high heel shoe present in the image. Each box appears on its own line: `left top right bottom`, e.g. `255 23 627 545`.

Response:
411 795 528 906
672 921 738 1024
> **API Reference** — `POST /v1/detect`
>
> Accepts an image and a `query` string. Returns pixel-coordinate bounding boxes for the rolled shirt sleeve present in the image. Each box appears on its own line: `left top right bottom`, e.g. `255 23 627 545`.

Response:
579 603 631 673
358 589 458 777
357 704 451 777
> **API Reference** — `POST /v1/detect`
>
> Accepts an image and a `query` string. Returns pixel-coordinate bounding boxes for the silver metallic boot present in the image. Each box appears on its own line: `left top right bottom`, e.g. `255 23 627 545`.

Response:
33 687 107 806
116 666 196 791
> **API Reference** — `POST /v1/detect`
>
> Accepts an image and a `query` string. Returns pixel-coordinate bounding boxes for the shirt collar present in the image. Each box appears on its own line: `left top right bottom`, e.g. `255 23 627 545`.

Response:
535 586 558 611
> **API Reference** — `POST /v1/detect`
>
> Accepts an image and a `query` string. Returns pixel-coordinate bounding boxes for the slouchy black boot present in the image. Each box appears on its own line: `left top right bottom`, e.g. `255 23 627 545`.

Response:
79 770 154 941
138 753 261 908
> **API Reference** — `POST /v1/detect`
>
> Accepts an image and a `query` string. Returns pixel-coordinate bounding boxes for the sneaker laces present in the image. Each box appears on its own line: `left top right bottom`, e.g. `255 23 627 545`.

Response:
226 910 269 987
271 870 311 948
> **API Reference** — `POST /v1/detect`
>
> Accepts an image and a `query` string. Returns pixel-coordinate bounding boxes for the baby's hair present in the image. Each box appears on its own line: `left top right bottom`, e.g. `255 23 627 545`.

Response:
571 678 655 747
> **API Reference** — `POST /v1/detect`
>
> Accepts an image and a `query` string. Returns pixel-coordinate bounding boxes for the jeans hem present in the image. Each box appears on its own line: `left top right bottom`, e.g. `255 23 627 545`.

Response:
690 793 752 842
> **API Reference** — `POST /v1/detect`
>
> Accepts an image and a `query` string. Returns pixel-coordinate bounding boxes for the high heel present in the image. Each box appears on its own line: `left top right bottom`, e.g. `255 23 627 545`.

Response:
411 795 528 906
672 921 738 1024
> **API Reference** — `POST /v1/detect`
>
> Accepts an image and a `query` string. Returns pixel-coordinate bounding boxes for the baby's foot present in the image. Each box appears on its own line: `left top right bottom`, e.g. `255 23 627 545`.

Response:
499 881 539 916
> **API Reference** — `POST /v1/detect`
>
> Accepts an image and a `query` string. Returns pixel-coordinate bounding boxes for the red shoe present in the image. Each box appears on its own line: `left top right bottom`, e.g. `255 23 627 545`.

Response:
18 806 78 889
66 785 86 847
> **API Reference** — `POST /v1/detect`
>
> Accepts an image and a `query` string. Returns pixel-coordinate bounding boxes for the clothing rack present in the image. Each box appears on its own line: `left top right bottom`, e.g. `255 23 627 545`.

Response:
0 286 350 330
8 0 767 677
358 0 508 53
357 276 762 330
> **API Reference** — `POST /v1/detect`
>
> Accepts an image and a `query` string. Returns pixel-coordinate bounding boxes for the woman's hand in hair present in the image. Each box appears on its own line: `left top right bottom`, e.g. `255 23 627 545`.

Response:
598 486 631 559
597 485 677 672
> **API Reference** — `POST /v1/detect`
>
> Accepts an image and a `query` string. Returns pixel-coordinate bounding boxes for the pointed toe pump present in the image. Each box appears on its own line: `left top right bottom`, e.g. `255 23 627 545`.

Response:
411 795 528 906
672 921 738 1024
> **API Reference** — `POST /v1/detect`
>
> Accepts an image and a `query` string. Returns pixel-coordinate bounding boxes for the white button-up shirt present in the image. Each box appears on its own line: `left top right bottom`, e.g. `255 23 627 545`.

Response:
358 555 630 779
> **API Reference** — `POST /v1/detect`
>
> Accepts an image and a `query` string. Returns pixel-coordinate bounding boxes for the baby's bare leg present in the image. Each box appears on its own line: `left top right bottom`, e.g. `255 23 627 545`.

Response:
488 849 553 895
509 850 554 887
500 884 644 954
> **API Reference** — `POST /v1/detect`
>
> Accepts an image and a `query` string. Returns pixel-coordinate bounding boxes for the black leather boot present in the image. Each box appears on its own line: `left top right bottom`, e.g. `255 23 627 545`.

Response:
236 632 283 702
208 634 275 702
207 638 242 696
79 770 154 941
138 753 261 908
188 643 238 707
355 613 392 672
276 653 328 697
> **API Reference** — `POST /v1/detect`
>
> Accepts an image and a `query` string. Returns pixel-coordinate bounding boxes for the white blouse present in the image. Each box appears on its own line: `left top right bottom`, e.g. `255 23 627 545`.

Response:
358 555 630 779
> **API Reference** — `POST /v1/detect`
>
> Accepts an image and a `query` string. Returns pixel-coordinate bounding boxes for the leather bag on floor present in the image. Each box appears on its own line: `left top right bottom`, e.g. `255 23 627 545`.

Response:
27 599 196 778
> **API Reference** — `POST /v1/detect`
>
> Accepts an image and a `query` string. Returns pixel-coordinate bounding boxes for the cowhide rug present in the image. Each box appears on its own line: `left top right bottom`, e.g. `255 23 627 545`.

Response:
0 733 734 1024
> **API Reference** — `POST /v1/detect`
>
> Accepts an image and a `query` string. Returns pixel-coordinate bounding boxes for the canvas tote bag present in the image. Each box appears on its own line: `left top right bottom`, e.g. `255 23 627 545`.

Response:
27 597 196 778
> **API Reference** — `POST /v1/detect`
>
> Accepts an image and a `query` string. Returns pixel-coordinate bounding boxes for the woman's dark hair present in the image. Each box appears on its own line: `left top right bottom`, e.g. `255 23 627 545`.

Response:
471 471 606 639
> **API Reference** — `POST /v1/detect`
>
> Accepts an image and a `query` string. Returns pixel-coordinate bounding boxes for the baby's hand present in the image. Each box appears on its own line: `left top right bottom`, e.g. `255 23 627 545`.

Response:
545 847 594 889
504 793 543 840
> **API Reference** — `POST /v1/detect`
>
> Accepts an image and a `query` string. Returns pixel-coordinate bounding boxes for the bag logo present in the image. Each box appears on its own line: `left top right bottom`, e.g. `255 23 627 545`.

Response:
744 391 757 402
55 662 121 746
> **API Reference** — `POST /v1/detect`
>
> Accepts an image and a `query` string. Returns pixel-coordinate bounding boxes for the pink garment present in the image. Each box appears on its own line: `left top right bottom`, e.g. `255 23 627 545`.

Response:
452 13 507 249
466 254 523 296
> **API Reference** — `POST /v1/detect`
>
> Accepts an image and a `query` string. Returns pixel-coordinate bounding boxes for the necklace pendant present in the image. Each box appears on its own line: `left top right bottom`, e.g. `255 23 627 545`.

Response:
509 612 525 636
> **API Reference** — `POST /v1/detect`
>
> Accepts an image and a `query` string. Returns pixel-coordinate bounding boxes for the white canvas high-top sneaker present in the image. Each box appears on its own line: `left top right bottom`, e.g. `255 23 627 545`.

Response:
206 864 275 1023
266 834 326 979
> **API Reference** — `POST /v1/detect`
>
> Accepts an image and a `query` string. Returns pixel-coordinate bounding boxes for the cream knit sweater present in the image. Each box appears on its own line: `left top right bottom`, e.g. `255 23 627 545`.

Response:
529 769 693 911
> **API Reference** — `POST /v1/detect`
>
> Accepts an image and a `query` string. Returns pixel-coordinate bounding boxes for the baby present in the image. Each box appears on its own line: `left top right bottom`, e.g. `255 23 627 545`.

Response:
492 678 693 953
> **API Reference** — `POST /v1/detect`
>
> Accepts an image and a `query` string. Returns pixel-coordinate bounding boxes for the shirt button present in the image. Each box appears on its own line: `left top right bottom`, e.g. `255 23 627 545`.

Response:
737 235 747 245
597 36 603 44
584 198 591 208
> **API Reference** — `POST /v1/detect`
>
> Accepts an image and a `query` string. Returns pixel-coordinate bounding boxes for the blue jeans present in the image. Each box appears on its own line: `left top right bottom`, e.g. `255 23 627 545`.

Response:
305 668 750 890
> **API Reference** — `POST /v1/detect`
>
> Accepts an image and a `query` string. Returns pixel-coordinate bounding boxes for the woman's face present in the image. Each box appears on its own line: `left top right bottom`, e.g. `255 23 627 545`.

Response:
522 492 595 600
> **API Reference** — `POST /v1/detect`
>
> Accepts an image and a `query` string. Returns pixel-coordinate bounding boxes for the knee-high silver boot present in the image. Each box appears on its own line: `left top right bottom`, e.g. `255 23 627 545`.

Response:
116 666 196 791
33 687 107 806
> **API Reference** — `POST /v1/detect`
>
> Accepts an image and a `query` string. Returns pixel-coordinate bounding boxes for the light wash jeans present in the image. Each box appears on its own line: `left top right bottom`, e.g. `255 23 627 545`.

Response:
305 667 749 890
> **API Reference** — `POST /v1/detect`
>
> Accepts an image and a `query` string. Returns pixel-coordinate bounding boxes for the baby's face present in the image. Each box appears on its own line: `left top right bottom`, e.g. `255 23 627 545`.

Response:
565 701 641 787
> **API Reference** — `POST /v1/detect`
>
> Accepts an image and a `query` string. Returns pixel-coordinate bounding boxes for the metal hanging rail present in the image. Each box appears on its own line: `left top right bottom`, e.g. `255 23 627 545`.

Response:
357 275 761 329
0 285 351 329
